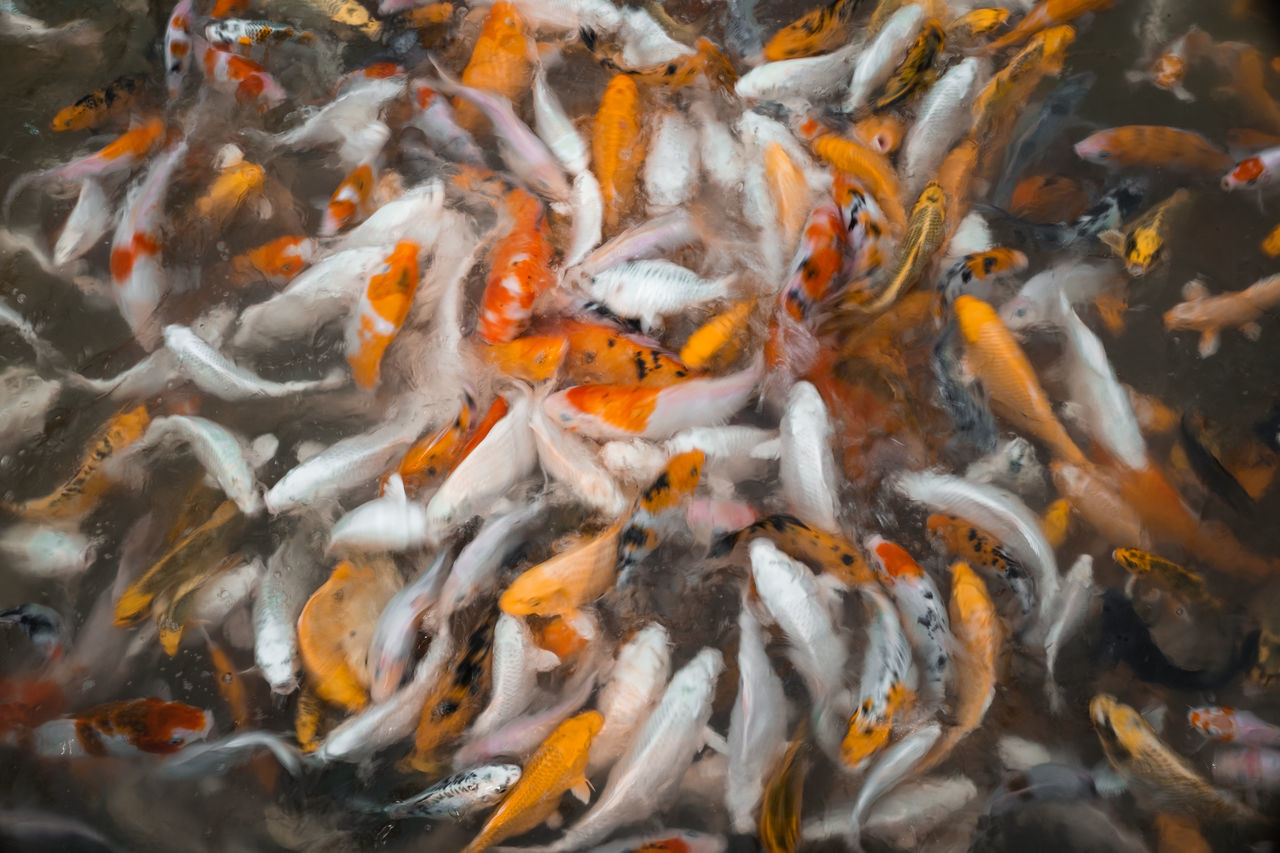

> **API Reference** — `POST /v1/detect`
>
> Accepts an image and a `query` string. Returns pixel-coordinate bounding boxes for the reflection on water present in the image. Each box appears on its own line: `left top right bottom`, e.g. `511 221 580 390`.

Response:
1 0 1280 851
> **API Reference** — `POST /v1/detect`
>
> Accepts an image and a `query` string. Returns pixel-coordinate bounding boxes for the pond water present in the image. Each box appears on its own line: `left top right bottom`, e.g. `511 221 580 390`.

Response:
1 0 1280 851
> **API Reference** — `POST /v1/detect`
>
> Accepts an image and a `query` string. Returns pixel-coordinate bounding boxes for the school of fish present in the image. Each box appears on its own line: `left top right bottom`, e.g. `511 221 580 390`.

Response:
1 0 1280 850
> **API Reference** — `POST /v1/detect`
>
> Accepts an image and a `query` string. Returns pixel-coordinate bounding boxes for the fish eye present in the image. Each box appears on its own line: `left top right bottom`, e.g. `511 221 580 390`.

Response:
169 735 184 745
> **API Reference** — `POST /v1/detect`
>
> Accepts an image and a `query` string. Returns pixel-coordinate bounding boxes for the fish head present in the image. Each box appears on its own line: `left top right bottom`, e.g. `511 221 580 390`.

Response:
1089 693 1148 763
1222 157 1266 191
102 698 213 754
1125 228 1162 277
841 700 893 767
1187 706 1234 741
1152 54 1187 90
999 295 1043 331
321 165 375 235
1073 132 1114 164
868 537 924 579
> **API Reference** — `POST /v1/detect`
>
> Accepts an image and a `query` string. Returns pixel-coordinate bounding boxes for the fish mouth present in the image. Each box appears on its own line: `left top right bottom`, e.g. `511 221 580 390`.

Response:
1126 263 1147 277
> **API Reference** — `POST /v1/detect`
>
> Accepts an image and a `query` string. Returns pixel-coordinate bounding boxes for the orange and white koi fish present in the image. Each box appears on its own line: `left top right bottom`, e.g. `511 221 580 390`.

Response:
594 73 646 232
867 537 952 706
232 235 315 286
478 188 555 345
1222 145 1280 191
1126 26 1212 102
987 0 1114 53
7 405 149 519
165 0 194 99
842 583 914 771
28 698 212 758
780 201 847 322
763 0 860 61
460 710 602 853
196 39 286 111
544 357 762 440
193 154 264 226
454 1 534 132
548 318 689 387
346 241 420 387
1189 706 1280 746
321 164 377 236
951 294 1084 466
1075 126 1232 172
1164 275 1280 358
617 449 704 582
51 72 147 132
812 135 907 235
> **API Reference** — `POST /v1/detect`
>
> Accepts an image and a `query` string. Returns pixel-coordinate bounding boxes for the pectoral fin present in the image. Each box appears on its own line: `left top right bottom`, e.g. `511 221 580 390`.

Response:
1098 229 1126 256
703 726 729 755
1242 321 1262 341
1198 330 1221 358
569 778 592 804
1182 279 1209 301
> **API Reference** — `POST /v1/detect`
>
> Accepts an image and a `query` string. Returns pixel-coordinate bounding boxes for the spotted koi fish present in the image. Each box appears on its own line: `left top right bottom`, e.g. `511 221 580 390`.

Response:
763 0 862 61
711 513 874 586
321 163 376 236
617 449 705 584
197 39 287 111
51 72 147 132
780 201 847 323
927 513 1035 619
478 188 556 346
232 235 315 286
407 613 497 774
28 698 212 758
165 0 194 99
346 241 421 388
548 318 690 387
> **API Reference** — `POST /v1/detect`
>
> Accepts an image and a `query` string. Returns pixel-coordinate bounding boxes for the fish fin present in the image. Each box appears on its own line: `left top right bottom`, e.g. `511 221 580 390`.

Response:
1182 279 1209 301
1172 85 1196 103
384 473 407 502
1091 762 1128 797
703 726 729 755
1098 230 1125 256
532 647 561 672
1122 70 1148 85
1242 321 1262 341
1139 702 1168 735
1198 330 1220 358
249 433 279 469
545 809 564 829
750 436 781 460
569 779 592 804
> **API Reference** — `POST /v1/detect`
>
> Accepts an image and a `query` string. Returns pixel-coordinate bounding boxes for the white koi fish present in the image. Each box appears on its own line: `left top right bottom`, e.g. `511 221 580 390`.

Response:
727 601 788 834
779 381 841 534
589 622 672 774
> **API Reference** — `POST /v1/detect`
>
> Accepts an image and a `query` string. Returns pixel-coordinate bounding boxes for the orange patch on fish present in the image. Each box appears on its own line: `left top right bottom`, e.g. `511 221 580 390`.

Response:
394 394 477 494
552 319 689 388
478 188 555 344
562 384 660 434
483 334 568 382
593 74 646 233
454 1 533 131
680 301 753 371
1010 174 1091 222
348 241 420 388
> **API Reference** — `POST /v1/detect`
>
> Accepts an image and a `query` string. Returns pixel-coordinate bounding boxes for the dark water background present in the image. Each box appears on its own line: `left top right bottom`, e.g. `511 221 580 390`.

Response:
1 0 1280 850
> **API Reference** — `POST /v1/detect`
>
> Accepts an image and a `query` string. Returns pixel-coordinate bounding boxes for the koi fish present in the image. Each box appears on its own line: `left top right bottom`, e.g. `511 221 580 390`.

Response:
762 0 861 61
1164 275 1280 358
197 39 286 111
780 201 846 322
927 514 1034 618
711 514 873 586
478 189 555 344
1223 145 1280 190
321 163 377 236
842 584 914 771
454 1 534 132
778 381 840 533
1126 26 1212 102
922 561 1000 770
848 722 942 848
874 19 945 110
679 301 753 373
204 19 316 51
972 26 1076 138
759 730 806 853
594 74 646 232
952 294 1087 466
459 710 602 853
616 449 704 583
987 0 1115 53
232 236 315 286
165 0 194 99
843 5 925 113
812 135 907 235
867 537 952 707
1098 188 1192 278
7 404 149 519
409 81 485 166
589 623 671 773
1189 706 1280 746
380 763 522 819
727 601 788 834
1091 694 1263 823
1008 175 1091 223
845 182 946 318
940 248 1029 305
345 241 420 388
948 8 1010 44
900 58 985 197
1112 548 1218 608
27 698 211 758
1076 126 1232 172
205 635 251 730
499 521 622 633
51 72 147 132
193 156 264 226
408 614 497 773
544 357 761 440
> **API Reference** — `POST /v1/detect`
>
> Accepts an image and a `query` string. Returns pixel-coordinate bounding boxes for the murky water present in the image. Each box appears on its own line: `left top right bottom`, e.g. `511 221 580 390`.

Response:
2 0 1280 851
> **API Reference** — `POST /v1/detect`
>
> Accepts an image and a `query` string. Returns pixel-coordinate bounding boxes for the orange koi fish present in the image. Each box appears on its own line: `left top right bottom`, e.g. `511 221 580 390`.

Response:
1010 174 1092 222
1051 461 1150 550
594 74 646 233
298 558 402 712
197 40 286 111
937 136 981 230
8 405 150 519
680 301 754 372
874 19 946 110
813 136 907 235
759 729 806 853
617 450 705 580
712 514 874 586
51 72 147 132
552 318 689 387
973 26 1076 137
455 1 533 131
927 513 1030 600
1264 223 1280 258
953 295 1087 466
321 163 376 236
1041 498 1073 548
392 393 477 494
530 614 591 663
46 118 167 190
483 334 568 382
32 698 212 757
478 188 555 345
499 520 624 626
780 201 847 322
460 710 603 853
210 0 249 17
346 241 421 388
1075 126 1233 172
919 561 1000 771
232 235 315 286
763 0 861 61
408 614 496 773
193 159 264 224
948 8 1010 44
1165 275 1280 358
763 142 811 250
987 0 1114 52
